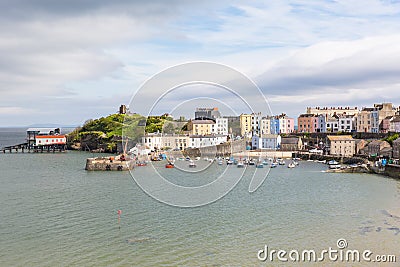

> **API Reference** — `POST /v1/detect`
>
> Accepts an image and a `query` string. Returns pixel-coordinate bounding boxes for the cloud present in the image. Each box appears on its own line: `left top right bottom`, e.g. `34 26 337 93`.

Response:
256 35 400 94
2 0 400 125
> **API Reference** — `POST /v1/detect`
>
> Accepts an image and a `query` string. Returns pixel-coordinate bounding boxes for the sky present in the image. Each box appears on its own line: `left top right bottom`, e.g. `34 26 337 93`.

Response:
1 0 400 126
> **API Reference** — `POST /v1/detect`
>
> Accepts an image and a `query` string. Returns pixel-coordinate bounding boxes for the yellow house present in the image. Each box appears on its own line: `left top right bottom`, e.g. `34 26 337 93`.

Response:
327 135 355 157
187 119 215 135
240 114 252 137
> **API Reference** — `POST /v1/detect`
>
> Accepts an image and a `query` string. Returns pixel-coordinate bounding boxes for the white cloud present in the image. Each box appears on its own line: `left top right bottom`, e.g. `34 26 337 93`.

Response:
1 0 400 125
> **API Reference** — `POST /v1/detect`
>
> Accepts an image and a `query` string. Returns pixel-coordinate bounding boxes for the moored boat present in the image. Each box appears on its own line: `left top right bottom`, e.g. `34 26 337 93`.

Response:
270 162 278 168
189 160 196 168
288 163 295 168
165 163 174 168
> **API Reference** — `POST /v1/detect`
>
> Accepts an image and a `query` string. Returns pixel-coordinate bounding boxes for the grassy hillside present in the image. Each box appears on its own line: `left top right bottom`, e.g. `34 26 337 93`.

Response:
67 113 186 153
67 113 145 152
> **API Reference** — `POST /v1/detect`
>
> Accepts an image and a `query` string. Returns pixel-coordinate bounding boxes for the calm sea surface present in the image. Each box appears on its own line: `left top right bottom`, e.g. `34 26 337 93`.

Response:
0 129 399 266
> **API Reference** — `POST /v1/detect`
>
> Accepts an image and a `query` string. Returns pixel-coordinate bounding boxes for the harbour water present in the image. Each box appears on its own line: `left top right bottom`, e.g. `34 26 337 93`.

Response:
0 130 399 266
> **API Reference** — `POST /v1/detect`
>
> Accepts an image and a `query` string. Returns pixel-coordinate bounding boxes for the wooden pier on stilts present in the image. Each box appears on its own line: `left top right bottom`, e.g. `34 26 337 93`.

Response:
1 143 67 153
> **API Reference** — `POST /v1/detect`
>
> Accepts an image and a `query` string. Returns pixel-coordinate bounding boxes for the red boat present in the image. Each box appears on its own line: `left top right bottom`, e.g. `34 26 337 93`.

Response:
165 163 174 168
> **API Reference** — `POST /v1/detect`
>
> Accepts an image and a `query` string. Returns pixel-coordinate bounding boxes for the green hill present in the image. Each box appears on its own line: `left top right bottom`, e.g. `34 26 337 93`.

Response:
67 113 184 153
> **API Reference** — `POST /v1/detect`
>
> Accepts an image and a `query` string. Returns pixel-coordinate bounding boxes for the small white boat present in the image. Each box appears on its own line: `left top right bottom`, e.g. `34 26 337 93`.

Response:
189 160 196 168
328 160 339 165
329 164 341 169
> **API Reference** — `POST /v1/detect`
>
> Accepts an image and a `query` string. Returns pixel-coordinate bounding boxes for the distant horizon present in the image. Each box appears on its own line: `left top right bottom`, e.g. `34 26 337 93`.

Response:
0 101 400 128
2 100 398 129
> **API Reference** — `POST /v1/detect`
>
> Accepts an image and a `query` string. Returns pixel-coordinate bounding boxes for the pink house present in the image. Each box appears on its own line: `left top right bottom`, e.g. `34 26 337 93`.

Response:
286 118 295 133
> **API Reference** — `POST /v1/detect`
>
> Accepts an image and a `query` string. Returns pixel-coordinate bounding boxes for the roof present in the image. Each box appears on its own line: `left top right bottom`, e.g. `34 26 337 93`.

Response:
26 128 60 134
338 114 355 118
189 134 227 138
191 119 215 124
260 134 280 139
391 116 400 123
298 114 318 118
362 107 377 111
326 115 339 122
381 147 393 153
368 140 389 146
281 137 300 144
354 139 366 144
327 135 354 141
36 135 66 139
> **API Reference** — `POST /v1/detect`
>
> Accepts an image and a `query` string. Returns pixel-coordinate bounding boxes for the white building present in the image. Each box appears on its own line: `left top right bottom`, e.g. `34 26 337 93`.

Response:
189 135 228 148
35 135 66 146
251 112 262 135
260 117 271 135
251 134 281 150
338 115 356 132
215 117 228 135
142 133 189 150
26 128 66 147
326 115 339 133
